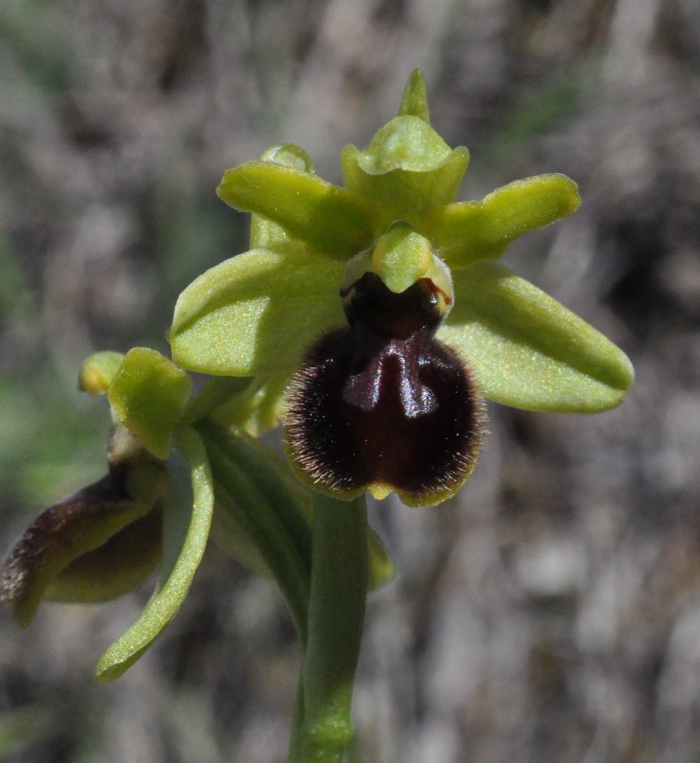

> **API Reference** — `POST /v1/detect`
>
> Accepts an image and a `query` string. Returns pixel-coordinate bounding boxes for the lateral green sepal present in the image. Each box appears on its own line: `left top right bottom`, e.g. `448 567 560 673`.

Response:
439 262 634 412
169 248 346 376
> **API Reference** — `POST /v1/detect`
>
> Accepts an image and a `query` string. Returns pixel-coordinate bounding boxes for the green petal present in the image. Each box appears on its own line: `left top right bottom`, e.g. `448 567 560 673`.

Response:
95 425 214 682
108 348 193 460
169 248 347 376
342 119 469 226
440 262 634 412
424 174 581 268
217 163 376 259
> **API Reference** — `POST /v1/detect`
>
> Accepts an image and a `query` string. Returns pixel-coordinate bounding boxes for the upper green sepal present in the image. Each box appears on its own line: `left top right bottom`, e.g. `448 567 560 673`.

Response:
424 174 581 268
108 348 193 460
342 118 469 228
440 262 634 412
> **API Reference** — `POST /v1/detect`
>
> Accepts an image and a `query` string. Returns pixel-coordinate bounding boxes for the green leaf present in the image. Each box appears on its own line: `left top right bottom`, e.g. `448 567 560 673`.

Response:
202 424 311 640
95 426 214 682
440 262 634 412
217 163 376 259
108 348 193 460
169 248 346 376
424 174 581 268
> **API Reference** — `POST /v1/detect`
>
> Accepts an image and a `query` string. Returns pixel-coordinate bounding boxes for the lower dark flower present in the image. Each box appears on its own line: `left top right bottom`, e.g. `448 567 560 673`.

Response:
285 272 484 507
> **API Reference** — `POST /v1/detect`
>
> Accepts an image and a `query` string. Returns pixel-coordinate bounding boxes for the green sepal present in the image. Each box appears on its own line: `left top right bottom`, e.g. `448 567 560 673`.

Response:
169 248 346 376
95 425 214 682
342 118 469 227
398 69 430 124
78 351 125 395
217 162 376 259
439 262 634 412
108 348 193 460
0 458 166 628
424 174 581 268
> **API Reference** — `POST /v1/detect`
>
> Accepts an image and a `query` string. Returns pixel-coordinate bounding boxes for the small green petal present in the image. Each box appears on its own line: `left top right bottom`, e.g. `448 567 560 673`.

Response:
424 174 581 268
95 425 214 682
169 248 346 376
398 69 430 124
108 348 193 460
342 119 469 226
217 162 376 259
78 351 125 395
440 262 634 412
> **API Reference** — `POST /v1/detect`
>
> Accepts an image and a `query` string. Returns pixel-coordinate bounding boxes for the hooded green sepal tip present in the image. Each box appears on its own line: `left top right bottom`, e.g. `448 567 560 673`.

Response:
108 348 193 460
398 69 431 123
425 174 581 268
0 455 166 629
439 262 634 412
95 425 214 682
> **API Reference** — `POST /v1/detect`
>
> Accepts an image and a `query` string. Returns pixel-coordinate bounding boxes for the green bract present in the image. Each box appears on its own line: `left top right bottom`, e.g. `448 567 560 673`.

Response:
170 69 633 427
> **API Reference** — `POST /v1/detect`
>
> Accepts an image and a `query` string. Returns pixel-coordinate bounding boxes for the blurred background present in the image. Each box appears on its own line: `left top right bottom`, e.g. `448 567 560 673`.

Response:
1 0 699 760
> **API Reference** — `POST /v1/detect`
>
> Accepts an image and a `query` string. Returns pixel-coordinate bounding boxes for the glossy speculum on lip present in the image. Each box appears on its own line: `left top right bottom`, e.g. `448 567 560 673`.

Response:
285 273 483 507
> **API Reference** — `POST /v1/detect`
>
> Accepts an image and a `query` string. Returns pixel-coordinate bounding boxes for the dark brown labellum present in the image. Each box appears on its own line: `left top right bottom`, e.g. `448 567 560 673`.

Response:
285 273 484 506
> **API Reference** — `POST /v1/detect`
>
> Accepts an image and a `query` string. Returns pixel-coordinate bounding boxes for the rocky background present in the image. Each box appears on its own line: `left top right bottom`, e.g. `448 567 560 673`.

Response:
1 0 699 761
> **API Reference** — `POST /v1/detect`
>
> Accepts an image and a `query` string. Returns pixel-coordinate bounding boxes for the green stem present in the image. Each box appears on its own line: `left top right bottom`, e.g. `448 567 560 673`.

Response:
289 493 368 763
